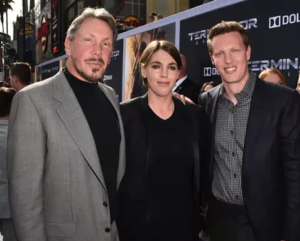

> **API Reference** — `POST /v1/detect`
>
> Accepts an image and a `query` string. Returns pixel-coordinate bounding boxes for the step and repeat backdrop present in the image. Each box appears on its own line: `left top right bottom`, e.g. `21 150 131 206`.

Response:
103 39 124 102
180 0 300 89
35 0 300 101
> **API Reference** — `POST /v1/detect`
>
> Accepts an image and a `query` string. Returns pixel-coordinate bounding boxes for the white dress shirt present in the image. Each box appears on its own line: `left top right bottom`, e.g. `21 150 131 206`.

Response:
173 75 188 92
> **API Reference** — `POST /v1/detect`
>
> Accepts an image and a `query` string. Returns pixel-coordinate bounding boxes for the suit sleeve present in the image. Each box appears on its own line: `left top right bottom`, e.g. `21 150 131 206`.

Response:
281 90 300 241
198 91 207 107
7 91 46 241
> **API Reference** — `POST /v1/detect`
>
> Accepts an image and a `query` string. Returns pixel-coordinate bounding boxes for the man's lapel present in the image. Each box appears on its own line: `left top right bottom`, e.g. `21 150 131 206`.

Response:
53 70 106 190
243 79 266 172
207 85 222 181
97 83 126 189
207 85 221 124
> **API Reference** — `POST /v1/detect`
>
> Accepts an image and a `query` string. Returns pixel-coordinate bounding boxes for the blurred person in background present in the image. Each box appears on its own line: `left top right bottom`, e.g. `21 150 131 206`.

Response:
200 81 220 93
9 62 32 92
0 87 16 241
259 68 287 86
296 71 300 94
173 54 200 103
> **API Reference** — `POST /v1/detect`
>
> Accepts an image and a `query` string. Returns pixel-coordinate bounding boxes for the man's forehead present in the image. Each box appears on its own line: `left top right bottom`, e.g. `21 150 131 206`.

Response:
77 22 113 37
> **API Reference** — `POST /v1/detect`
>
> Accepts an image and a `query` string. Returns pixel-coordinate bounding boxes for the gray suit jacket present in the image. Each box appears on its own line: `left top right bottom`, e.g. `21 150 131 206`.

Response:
0 119 10 219
7 70 126 241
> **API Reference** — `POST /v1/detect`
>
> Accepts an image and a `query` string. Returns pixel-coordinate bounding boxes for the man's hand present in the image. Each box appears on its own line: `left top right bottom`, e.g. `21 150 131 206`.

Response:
173 92 195 105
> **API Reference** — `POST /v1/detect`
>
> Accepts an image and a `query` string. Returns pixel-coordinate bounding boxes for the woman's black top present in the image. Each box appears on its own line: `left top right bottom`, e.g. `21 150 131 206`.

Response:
136 103 194 241
117 95 210 241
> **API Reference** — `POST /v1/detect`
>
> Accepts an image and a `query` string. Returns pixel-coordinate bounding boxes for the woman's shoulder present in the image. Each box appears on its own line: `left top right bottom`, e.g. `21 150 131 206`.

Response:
120 96 141 108
120 96 143 123
174 97 204 115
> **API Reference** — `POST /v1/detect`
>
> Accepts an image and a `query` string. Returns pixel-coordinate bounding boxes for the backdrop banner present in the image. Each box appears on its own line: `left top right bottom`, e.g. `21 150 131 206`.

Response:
180 0 300 89
104 39 124 102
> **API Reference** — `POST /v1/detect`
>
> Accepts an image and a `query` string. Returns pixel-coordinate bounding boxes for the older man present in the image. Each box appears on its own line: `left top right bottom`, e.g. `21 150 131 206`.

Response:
7 8 125 241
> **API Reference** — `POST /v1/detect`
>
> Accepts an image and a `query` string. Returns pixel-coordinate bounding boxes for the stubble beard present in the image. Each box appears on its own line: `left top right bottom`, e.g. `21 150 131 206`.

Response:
71 55 102 84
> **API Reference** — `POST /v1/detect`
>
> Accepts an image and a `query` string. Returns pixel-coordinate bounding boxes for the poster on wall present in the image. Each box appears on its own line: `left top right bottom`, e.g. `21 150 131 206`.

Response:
103 39 124 102
18 23 35 68
124 23 176 100
180 0 300 89
35 1 52 65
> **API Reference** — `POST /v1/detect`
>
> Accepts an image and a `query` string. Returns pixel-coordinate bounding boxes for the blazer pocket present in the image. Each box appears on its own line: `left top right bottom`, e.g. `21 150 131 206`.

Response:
46 222 75 237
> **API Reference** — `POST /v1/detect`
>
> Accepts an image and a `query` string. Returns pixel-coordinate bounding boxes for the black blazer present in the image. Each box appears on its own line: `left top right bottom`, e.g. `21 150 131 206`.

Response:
117 94 210 241
199 78 300 241
174 77 200 103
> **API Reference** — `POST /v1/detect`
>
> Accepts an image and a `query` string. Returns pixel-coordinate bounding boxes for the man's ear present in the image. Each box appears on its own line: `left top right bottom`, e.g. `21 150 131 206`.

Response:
65 37 71 56
209 52 215 66
246 45 251 61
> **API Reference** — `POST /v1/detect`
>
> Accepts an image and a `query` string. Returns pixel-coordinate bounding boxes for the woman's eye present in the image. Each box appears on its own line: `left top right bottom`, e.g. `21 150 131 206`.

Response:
151 65 160 69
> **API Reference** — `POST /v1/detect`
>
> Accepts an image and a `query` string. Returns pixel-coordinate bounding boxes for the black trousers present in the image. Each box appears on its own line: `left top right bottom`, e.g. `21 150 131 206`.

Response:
207 196 257 241
0 219 17 241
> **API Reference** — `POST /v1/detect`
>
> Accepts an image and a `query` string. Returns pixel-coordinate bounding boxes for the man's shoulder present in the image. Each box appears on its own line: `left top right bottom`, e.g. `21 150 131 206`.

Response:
99 82 114 93
199 84 221 104
120 97 143 125
256 78 295 100
183 77 198 88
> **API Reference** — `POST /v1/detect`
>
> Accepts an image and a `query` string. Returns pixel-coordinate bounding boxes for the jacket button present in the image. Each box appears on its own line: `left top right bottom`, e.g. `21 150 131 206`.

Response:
138 198 143 203
103 202 108 207
105 228 110 233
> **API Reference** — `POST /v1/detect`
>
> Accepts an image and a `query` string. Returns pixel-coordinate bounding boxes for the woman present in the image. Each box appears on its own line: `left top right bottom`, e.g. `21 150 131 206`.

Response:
117 40 210 241
259 68 287 86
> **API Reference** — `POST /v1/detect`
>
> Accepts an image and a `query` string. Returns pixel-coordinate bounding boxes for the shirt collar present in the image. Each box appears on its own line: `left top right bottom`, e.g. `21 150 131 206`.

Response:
219 71 256 99
176 75 188 87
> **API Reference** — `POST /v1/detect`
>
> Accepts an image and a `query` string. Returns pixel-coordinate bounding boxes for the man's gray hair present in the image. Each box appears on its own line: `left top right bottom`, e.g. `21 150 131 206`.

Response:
66 8 118 42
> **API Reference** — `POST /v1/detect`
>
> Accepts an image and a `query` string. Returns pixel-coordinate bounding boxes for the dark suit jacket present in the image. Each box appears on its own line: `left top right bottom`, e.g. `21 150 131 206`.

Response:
174 77 200 103
198 78 300 241
117 94 210 241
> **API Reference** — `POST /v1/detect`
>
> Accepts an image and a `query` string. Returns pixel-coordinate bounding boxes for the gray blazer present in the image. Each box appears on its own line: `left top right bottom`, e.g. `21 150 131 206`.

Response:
7 70 126 241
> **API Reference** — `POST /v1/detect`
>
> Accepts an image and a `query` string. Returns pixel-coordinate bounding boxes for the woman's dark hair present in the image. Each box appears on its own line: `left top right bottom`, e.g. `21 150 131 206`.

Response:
139 40 182 86
200 81 219 93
